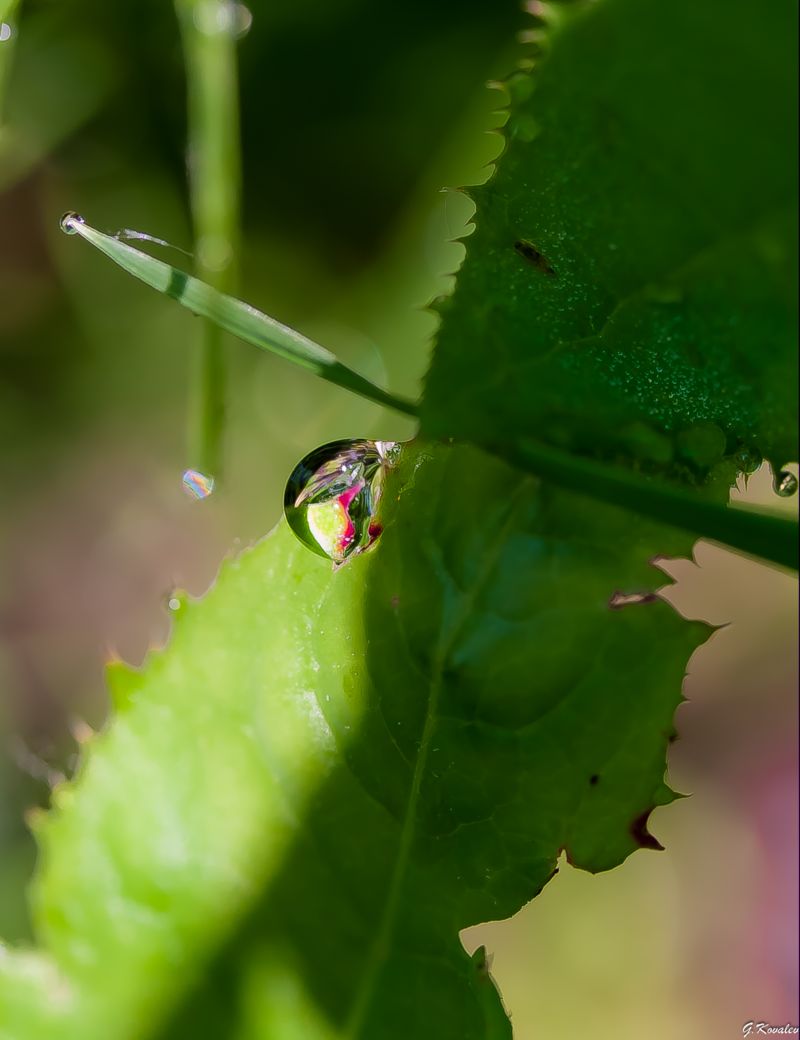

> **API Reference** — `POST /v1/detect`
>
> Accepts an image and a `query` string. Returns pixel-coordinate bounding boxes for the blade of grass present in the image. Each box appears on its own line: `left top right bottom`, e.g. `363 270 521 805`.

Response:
175 0 243 481
61 213 420 418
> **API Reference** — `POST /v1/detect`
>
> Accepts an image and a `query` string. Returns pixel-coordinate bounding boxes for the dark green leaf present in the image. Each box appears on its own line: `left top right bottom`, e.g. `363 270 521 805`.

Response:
423 0 798 474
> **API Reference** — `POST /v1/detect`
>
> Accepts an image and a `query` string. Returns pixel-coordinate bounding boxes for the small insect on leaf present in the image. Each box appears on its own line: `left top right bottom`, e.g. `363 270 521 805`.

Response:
513 238 556 276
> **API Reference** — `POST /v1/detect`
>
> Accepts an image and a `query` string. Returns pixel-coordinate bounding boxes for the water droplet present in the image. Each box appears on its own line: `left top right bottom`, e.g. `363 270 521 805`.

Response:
774 469 798 498
676 422 726 467
733 446 762 475
232 3 252 37
198 233 233 272
182 468 216 500
168 597 181 612
0 22 13 43
619 421 673 464
513 113 539 143
193 1 252 38
284 439 402 564
504 71 535 104
59 211 85 235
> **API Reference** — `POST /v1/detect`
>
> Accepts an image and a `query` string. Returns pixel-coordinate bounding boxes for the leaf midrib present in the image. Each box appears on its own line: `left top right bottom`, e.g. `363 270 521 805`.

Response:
343 477 533 1038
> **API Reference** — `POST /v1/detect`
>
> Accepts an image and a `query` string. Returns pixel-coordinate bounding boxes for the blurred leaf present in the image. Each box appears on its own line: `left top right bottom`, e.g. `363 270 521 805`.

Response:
0 11 118 190
234 0 522 264
0 444 706 1039
422 0 798 473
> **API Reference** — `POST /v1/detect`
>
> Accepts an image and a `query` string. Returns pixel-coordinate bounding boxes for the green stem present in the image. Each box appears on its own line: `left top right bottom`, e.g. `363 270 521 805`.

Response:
503 438 799 571
175 0 243 480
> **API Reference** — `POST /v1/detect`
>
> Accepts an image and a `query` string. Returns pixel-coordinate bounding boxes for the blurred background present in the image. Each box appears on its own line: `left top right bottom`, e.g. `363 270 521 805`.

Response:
0 2 796 1037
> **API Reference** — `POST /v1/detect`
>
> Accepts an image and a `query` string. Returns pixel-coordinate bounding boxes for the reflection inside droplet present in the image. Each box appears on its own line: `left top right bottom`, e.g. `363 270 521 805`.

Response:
59 211 85 235
774 469 798 498
0 22 13 43
182 468 216 500
733 446 762 475
284 440 401 564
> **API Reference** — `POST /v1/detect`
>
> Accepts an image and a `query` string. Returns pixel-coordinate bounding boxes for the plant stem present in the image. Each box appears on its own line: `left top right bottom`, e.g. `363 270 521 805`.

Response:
175 0 243 480
504 438 799 571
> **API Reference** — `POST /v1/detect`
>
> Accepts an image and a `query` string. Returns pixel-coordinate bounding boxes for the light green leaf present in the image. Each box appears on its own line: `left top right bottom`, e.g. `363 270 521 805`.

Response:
0 444 706 1039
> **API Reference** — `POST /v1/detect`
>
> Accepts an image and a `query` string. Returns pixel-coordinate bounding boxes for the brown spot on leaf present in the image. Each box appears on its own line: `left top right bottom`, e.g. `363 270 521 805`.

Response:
514 239 556 275
472 945 491 976
630 810 664 850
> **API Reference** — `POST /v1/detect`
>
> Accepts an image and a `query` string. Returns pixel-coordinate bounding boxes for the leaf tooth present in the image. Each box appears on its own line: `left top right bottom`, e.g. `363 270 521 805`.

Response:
68 717 95 747
50 780 76 814
25 805 48 838
105 659 143 714
628 807 664 851
419 15 557 363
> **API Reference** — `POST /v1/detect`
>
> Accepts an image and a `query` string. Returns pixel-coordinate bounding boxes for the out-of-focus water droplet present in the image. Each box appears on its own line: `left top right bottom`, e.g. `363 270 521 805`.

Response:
733 446 762 475
182 468 216 500
168 597 181 612
514 114 539 143
0 22 13 43
284 440 402 564
676 422 726 467
774 469 798 497
619 421 673 464
232 3 252 37
193 1 252 38
59 211 85 235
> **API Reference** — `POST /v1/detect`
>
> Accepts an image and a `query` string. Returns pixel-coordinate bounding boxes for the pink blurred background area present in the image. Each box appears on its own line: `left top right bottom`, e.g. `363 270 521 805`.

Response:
463 466 799 1040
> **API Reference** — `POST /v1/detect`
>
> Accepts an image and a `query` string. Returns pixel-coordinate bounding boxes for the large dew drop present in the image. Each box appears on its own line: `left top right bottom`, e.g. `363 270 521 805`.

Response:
774 469 798 498
284 440 401 564
59 211 85 235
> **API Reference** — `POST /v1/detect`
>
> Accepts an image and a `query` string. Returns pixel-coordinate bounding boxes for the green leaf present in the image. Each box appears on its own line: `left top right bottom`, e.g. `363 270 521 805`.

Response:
0 444 706 1039
422 0 798 473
